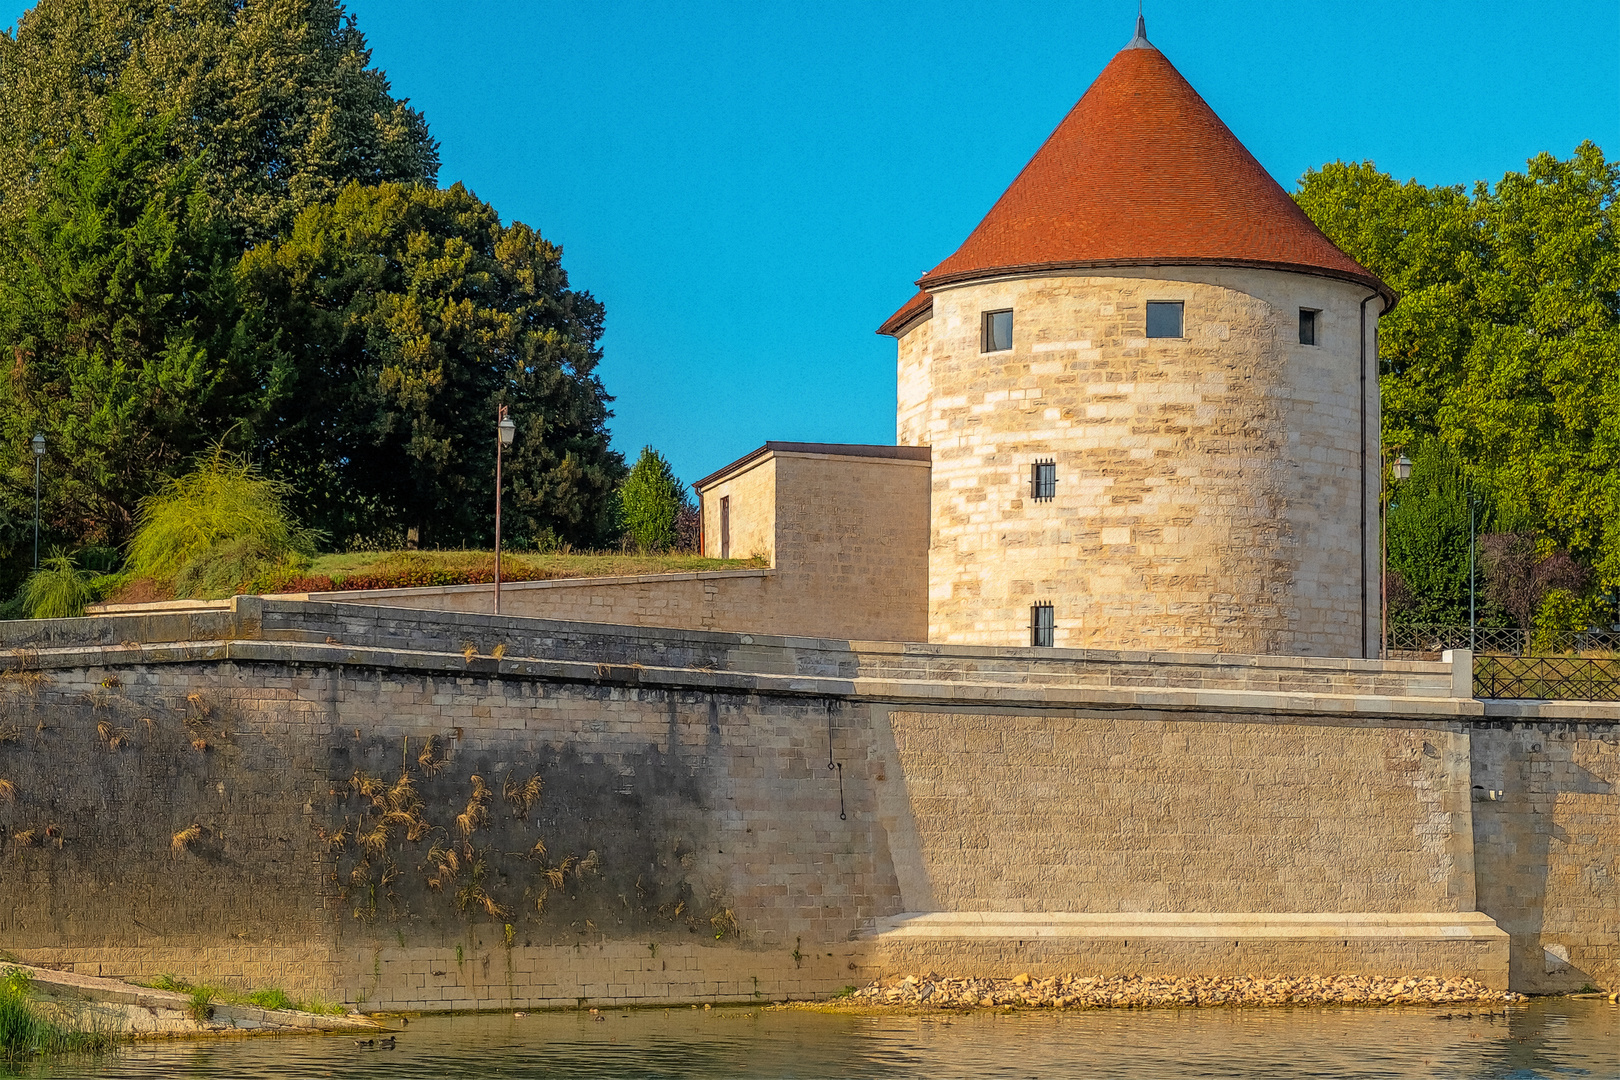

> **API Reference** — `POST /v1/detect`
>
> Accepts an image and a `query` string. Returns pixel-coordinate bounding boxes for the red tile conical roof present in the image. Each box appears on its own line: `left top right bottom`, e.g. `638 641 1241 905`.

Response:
880 28 1389 335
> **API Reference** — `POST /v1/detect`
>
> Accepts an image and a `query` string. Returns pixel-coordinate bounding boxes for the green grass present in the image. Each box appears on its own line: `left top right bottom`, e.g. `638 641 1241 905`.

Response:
304 549 765 581
142 974 345 1016
98 548 769 605
0 967 116 1061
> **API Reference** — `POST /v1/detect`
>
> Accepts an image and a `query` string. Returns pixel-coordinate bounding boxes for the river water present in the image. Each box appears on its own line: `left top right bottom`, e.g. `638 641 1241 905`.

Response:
15 999 1618 1079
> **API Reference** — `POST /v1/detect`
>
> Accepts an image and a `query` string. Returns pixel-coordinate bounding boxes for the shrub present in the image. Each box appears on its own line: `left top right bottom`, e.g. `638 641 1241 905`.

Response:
126 448 320 598
19 556 96 619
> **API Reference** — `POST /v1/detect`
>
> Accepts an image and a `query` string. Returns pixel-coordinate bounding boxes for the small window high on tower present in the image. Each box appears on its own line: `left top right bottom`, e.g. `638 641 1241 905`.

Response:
1146 301 1183 338
982 309 1013 353
1299 309 1319 346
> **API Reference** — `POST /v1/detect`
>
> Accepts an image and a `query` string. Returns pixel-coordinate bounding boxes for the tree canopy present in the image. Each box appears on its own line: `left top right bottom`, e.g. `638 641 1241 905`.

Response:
239 181 625 549
0 0 438 244
0 0 626 598
0 97 251 555
1298 142 1620 627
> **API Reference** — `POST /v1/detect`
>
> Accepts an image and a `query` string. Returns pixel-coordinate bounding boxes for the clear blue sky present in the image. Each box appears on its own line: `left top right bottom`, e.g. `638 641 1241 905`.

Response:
5 2 1618 488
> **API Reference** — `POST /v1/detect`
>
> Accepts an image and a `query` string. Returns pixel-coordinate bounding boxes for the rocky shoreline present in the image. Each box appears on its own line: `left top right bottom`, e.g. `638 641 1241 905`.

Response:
846 974 1526 1010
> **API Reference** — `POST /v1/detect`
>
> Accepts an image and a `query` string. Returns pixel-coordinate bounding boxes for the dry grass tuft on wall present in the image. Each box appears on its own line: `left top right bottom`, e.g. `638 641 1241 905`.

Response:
171 824 204 853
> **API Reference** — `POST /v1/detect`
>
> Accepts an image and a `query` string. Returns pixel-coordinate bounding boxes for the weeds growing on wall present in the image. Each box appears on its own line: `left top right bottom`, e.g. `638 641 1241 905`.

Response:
322 736 735 943
0 967 115 1061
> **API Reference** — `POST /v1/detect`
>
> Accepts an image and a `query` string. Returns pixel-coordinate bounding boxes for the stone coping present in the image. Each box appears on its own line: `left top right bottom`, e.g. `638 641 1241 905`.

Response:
867 912 1509 942
13 596 1614 720
283 567 776 603
0 636 1499 721
75 594 1431 674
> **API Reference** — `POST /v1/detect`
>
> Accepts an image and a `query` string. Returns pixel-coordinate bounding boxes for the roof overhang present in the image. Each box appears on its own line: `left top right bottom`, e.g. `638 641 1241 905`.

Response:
695 442 931 491
918 257 1396 312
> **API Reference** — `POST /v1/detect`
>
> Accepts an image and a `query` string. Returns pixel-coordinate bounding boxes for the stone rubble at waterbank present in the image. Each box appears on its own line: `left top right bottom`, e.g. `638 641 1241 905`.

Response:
851 974 1525 1009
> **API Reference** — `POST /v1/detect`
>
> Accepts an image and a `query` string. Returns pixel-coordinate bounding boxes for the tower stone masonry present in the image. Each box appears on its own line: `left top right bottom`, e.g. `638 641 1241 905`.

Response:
882 18 1394 658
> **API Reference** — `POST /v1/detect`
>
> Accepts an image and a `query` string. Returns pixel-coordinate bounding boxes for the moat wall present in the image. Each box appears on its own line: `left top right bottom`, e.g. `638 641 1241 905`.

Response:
0 599 1613 1007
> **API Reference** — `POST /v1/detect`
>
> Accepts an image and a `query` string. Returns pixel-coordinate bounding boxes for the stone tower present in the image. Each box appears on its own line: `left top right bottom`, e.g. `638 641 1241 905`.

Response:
880 18 1393 658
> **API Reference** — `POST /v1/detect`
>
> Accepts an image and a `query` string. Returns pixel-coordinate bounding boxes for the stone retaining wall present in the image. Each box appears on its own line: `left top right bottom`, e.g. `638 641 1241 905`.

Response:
0 599 1612 1005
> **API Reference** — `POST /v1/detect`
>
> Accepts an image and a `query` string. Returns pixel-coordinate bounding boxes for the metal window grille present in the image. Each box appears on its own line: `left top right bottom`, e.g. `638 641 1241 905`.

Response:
982 309 1013 353
1031 460 1057 501
1145 301 1183 338
1030 602 1055 648
1299 308 1319 346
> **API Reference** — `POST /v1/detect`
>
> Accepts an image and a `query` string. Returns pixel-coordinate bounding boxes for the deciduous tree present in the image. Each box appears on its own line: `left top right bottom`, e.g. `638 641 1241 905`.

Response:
238 181 625 549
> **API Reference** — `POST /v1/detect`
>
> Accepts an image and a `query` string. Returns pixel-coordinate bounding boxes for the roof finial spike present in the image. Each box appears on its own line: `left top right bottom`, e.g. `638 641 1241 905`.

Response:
1128 4 1151 49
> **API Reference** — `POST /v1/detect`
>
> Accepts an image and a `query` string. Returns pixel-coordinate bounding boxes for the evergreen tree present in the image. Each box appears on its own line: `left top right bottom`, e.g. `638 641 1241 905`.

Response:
238 181 625 549
0 0 438 244
0 98 251 562
618 447 686 553
1385 440 1481 626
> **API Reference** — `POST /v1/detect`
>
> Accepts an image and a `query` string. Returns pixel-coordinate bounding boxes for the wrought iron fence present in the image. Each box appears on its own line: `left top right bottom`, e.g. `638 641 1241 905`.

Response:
1387 623 1620 659
1473 654 1620 702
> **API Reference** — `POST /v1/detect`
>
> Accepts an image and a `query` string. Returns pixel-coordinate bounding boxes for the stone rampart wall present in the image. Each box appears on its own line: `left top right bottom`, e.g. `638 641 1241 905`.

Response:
882 711 1473 915
0 601 1613 1004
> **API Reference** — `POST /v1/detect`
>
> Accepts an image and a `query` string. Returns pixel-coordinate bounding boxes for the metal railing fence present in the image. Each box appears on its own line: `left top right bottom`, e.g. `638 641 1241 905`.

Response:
1473 654 1620 702
1387 623 1620 659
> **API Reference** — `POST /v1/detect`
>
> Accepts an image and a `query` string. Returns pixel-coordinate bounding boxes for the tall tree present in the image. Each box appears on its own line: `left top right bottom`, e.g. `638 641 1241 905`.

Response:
0 0 438 244
238 181 625 549
1299 143 1620 623
0 98 251 558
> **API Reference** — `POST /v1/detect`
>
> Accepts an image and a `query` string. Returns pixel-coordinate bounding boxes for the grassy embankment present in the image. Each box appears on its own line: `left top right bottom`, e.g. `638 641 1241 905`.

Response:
104 549 768 605
0 967 115 1064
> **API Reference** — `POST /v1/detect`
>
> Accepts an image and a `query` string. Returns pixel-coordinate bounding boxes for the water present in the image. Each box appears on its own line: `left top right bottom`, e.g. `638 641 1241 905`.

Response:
15 1000 1618 1079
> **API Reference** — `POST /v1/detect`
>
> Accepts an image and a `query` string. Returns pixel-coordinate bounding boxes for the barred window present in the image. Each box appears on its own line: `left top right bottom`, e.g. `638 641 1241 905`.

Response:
1031 459 1057 501
1030 602 1055 648
982 309 1013 353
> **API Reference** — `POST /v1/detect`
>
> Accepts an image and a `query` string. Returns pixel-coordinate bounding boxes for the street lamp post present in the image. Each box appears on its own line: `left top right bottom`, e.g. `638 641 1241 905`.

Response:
30 433 45 569
1380 449 1412 659
493 407 516 615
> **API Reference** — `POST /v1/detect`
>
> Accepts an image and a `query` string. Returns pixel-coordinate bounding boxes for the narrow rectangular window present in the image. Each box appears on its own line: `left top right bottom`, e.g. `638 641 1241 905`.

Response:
1145 301 1183 338
982 309 1013 353
1299 308 1319 346
720 496 730 559
1030 459 1057 501
1030 602 1055 648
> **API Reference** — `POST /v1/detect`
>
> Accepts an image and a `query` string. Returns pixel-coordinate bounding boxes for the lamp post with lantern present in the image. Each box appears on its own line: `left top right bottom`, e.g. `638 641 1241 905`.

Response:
1380 449 1413 659
494 407 516 614
30 433 45 569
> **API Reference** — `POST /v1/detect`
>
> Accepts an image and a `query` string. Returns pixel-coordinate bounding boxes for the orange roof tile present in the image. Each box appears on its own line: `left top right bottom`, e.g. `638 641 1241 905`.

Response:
880 26 1390 335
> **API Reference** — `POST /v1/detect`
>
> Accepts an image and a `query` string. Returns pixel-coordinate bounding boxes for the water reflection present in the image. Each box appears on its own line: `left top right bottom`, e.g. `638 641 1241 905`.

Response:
19 999 1618 1079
